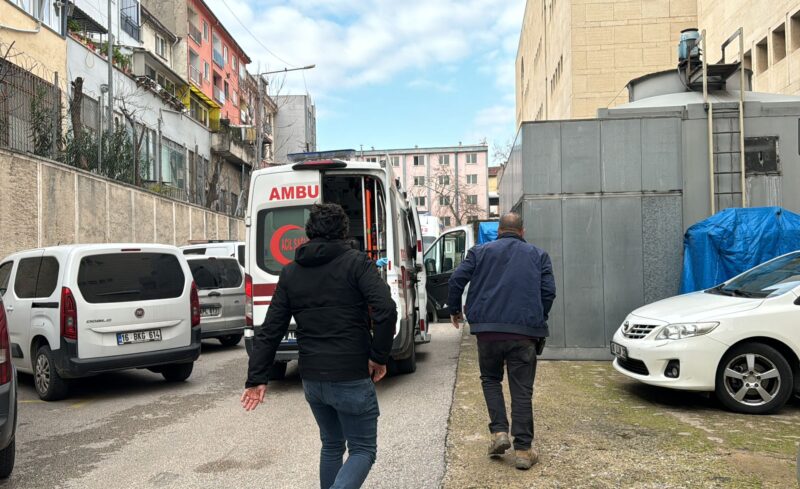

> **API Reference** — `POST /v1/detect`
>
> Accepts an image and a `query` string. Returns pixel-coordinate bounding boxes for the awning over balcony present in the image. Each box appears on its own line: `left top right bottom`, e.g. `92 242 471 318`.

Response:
68 4 108 34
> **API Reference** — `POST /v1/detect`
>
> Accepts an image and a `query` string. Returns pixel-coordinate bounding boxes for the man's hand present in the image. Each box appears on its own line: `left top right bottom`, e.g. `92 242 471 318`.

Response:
368 360 387 383
451 312 463 329
241 384 267 412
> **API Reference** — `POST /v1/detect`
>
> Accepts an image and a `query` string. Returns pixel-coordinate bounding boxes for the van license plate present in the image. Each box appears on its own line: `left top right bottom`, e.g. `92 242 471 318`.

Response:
610 342 628 360
282 331 297 343
201 306 221 317
117 329 162 345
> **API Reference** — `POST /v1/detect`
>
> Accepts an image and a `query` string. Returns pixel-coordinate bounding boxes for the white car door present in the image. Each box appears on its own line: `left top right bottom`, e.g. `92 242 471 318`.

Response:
4 250 46 371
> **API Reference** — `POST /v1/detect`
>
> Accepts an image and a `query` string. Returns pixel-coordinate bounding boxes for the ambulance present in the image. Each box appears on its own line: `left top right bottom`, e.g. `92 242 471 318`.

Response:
243 150 430 379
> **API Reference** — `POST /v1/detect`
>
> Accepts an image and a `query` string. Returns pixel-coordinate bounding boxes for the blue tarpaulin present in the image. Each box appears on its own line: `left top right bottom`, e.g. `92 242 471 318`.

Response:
680 207 800 293
477 221 499 244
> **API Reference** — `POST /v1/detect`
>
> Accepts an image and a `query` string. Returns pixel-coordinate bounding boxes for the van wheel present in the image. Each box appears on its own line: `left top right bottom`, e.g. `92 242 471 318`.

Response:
161 362 194 382
715 343 793 414
218 334 243 347
0 438 15 479
391 343 417 375
269 362 287 380
34 345 69 401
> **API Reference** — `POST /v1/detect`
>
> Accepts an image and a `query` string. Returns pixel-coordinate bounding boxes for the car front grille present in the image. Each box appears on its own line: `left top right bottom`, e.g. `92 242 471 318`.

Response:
622 324 658 339
617 357 650 376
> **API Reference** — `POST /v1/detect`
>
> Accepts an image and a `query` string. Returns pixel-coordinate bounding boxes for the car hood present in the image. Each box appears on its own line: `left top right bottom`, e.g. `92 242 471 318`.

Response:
630 291 763 323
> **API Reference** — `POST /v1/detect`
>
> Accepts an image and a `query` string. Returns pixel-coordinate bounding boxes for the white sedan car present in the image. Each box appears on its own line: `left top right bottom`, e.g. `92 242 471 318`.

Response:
611 251 800 414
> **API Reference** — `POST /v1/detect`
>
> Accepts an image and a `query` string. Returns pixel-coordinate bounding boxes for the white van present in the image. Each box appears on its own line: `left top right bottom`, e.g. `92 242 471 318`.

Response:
243 150 429 377
181 241 245 267
0 244 201 400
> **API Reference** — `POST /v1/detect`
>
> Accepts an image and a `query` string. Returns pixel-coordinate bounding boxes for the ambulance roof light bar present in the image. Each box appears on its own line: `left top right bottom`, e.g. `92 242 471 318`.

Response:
287 149 357 163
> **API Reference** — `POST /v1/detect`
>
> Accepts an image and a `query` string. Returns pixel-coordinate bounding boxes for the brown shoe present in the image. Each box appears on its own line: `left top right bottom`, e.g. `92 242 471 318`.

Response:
515 448 539 470
488 432 511 456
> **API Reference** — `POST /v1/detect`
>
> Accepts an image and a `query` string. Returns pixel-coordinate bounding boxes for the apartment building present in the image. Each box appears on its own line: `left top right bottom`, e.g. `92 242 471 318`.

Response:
357 145 489 228
516 0 698 125
273 95 317 164
1 0 68 84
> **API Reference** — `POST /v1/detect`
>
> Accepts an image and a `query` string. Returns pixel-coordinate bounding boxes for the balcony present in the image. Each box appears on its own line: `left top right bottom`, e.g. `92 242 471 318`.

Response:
189 23 202 44
213 85 225 105
189 65 202 86
212 124 255 167
212 49 225 68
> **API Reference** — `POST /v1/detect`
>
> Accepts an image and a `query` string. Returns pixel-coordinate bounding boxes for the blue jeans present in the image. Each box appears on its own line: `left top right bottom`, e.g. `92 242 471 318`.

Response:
303 378 380 489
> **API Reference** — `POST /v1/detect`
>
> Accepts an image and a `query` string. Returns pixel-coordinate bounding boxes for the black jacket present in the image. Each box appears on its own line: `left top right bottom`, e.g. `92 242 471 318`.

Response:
246 239 397 387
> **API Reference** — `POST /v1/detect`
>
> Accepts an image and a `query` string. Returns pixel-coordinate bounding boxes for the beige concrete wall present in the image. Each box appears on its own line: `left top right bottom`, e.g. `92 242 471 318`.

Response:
699 0 800 95
517 0 698 124
0 3 67 90
0 149 244 260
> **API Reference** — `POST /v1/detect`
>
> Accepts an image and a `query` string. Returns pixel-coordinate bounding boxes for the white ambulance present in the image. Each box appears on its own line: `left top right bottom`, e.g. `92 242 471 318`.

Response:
243 150 429 378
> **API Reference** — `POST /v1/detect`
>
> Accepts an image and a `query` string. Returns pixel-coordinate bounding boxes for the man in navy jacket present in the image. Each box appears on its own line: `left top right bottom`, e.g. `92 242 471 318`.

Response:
448 212 556 470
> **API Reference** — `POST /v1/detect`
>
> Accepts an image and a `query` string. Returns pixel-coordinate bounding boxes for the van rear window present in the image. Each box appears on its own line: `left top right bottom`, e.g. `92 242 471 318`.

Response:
256 206 310 275
78 253 185 304
189 258 243 290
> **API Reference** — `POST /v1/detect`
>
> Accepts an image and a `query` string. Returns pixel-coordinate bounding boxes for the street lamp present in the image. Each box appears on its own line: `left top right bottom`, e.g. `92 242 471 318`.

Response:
254 64 316 166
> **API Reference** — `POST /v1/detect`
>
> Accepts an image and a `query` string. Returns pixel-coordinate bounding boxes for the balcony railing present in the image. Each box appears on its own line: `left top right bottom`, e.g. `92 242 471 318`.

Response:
189 65 202 85
188 23 202 44
213 85 225 104
212 49 225 67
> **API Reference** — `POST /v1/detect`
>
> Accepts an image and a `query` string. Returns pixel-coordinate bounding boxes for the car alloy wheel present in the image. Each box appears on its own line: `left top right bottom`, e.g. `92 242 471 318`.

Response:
722 353 781 407
35 353 51 395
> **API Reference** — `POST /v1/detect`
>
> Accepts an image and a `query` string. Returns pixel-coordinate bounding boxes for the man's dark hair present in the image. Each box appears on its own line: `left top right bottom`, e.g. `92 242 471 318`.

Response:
498 212 523 232
306 203 349 240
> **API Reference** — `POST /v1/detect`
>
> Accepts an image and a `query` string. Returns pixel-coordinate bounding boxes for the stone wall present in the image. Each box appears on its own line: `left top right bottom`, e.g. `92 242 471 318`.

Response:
0 149 245 260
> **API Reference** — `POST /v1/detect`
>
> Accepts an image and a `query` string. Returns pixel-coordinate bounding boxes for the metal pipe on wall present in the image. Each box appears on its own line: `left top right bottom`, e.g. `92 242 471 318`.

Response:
738 29 747 208
703 30 716 215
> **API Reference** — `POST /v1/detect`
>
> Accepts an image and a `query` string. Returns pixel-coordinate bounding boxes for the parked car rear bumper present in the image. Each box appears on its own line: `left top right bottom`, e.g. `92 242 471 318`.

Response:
0 374 17 450
54 329 202 378
201 326 244 339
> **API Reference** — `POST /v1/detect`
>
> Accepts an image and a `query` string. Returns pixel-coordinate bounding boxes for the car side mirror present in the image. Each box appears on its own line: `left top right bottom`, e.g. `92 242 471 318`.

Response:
794 295 800 305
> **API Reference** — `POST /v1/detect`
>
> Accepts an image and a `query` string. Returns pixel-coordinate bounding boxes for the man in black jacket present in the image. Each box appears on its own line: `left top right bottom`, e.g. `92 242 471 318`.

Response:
241 203 397 489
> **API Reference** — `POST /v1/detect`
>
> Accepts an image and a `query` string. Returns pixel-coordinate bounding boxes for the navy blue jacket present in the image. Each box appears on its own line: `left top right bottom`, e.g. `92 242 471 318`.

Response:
447 233 556 337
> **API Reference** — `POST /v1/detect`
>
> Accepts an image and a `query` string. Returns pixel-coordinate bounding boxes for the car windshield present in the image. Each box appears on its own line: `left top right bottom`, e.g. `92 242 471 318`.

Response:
708 252 800 298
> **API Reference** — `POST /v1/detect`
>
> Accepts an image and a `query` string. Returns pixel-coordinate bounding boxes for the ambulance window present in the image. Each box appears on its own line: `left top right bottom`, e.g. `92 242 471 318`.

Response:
256 206 311 275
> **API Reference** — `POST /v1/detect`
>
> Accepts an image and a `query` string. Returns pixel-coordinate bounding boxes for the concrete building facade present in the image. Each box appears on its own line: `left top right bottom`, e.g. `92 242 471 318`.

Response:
357 145 490 228
273 95 317 164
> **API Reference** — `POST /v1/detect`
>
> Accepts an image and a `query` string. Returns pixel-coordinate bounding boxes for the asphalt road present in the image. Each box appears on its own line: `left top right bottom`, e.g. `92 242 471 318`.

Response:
6 323 461 489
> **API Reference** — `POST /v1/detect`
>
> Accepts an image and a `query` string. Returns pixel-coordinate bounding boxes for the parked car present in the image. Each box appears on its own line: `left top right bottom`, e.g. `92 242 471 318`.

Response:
181 241 245 267
185 255 245 346
611 251 800 414
0 297 16 478
0 244 202 401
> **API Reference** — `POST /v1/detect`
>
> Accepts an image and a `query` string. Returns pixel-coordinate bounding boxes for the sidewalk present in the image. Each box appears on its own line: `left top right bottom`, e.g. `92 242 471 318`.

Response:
442 327 800 489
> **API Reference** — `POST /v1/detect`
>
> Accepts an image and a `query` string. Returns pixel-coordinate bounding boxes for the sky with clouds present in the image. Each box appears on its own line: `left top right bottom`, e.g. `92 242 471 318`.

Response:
206 0 525 159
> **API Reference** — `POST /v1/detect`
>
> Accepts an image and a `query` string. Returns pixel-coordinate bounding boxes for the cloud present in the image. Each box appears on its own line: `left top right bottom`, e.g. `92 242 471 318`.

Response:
407 78 455 93
205 0 525 96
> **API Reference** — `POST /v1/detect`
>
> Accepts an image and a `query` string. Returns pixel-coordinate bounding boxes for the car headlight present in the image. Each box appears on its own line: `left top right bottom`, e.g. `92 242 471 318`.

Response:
656 322 719 340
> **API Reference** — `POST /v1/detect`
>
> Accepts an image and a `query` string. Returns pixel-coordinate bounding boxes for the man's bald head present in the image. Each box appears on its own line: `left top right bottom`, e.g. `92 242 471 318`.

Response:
498 212 524 236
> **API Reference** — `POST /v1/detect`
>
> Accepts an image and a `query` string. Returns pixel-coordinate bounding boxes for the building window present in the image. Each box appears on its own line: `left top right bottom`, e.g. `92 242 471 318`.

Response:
203 21 209 41
413 155 424 166
391 156 400 167
120 0 140 41
439 196 450 206
466 195 478 205
415 196 426 207
438 175 450 185
414 176 425 186
224 81 229 101
155 35 167 59
466 174 477 184
213 34 225 67
442 216 451 227
466 153 478 164
772 24 787 63
204 62 210 81
223 46 229 64
467 215 478 223
791 11 800 51
145 64 157 81
756 36 768 74
438 154 450 165
189 95 209 126
232 56 238 75
189 50 201 84
365 157 377 163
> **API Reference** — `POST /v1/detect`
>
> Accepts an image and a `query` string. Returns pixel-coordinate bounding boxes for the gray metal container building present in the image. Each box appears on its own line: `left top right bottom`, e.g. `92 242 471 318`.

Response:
501 70 800 359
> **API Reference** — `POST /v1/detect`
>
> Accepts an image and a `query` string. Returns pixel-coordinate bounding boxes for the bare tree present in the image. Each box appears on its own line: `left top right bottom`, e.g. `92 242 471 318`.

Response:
411 164 487 226
492 138 514 166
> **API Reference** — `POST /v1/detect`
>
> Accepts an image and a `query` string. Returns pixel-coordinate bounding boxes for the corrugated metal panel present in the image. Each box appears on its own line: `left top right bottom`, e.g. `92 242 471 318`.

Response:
523 199 565 348
642 195 683 304
523 123 562 195
601 119 642 192
562 198 605 347
601 197 644 343
562 121 601 194
642 118 682 191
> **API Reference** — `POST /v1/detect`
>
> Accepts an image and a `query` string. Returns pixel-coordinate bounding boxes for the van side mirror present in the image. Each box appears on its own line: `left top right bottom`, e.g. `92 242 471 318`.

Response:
794 295 800 306
425 259 436 275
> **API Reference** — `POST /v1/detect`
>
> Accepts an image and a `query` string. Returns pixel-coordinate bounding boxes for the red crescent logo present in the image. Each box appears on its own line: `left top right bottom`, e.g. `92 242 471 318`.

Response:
270 224 303 265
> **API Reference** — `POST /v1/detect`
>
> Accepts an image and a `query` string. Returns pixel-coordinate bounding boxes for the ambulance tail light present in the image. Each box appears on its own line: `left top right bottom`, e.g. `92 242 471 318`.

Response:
245 273 253 326
417 239 423 253
419 318 426 333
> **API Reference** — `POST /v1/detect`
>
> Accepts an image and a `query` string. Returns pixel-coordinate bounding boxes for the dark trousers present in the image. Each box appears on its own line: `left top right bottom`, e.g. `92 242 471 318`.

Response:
477 339 538 450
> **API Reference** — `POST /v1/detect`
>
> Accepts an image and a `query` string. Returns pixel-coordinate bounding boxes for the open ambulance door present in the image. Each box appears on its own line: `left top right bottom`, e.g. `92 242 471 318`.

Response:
409 204 429 343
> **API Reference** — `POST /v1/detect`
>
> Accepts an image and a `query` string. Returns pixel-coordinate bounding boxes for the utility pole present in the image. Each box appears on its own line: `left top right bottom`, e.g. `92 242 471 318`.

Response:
106 0 114 156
